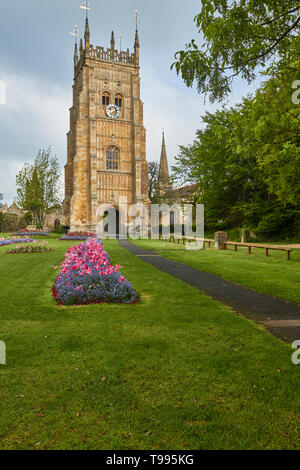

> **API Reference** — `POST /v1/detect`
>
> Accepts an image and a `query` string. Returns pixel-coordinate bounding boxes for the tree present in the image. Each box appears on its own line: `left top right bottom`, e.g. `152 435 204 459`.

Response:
16 147 62 227
148 161 160 202
0 212 4 232
172 57 300 236
172 0 300 102
250 61 300 206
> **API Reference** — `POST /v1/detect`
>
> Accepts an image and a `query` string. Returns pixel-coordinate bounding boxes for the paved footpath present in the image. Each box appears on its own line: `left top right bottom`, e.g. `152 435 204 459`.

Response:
119 239 300 343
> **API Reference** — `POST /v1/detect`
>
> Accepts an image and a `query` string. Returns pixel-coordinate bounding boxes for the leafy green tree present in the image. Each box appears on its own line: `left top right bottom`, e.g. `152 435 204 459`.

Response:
16 147 62 227
250 61 300 205
172 0 300 102
172 55 300 237
148 161 160 202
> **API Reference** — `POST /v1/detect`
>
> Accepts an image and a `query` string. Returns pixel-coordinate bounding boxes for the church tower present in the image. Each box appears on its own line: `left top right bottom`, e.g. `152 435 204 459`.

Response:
64 18 149 231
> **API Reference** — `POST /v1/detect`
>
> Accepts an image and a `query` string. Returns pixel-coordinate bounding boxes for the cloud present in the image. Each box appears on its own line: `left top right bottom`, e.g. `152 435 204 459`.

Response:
0 70 69 203
143 65 225 170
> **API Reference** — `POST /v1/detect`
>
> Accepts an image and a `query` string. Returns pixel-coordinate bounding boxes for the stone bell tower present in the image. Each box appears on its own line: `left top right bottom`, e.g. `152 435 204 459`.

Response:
64 17 149 231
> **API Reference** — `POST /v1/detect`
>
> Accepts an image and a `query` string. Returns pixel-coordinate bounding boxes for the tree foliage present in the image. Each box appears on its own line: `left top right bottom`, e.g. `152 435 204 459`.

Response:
172 59 300 237
16 147 62 227
172 0 300 102
148 161 160 202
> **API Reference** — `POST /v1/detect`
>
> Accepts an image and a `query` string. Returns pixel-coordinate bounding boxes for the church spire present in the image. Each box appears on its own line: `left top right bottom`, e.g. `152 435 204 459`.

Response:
159 131 170 181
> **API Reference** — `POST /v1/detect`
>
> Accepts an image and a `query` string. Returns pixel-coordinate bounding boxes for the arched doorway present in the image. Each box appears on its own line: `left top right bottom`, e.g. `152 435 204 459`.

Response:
103 207 120 237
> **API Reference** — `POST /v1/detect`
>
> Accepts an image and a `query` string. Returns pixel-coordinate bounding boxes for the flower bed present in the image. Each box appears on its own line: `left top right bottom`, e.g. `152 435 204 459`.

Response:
6 241 54 254
0 237 35 247
59 231 97 241
59 235 90 241
14 230 50 237
68 231 97 237
53 238 139 306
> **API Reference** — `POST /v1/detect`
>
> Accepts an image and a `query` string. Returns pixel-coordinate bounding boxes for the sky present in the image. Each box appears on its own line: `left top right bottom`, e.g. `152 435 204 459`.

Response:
0 0 262 205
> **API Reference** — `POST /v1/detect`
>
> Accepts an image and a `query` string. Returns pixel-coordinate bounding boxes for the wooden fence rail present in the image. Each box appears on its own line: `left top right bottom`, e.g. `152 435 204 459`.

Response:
158 235 293 260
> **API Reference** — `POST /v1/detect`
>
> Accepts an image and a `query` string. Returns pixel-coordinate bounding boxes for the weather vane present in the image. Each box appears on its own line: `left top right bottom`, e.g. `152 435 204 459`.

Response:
134 10 139 29
70 25 79 44
80 0 91 18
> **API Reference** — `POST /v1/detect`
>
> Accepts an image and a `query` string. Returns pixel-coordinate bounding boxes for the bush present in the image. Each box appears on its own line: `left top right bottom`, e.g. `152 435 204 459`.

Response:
227 228 242 242
5 241 54 254
0 214 28 233
54 226 63 234
256 212 293 239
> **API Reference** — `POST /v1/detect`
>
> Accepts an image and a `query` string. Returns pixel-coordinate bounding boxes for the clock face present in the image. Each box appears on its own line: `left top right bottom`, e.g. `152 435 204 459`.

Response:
106 104 120 120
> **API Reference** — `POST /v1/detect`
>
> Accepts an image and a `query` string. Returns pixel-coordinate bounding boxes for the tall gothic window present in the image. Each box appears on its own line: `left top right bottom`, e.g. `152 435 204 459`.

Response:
115 93 123 108
102 92 110 106
106 146 119 170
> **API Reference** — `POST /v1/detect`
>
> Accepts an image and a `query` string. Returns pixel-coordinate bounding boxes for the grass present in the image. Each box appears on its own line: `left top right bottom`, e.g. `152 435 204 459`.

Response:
131 238 300 304
1 234 300 449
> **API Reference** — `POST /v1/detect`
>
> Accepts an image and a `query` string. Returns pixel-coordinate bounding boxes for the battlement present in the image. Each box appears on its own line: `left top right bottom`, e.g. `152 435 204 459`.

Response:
87 44 136 65
74 23 139 74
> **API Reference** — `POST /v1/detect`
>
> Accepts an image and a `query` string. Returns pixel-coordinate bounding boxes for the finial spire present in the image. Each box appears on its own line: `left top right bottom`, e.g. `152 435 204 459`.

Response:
74 42 78 63
80 1 90 51
70 25 79 68
85 17 90 42
110 31 115 50
134 28 139 49
134 10 140 49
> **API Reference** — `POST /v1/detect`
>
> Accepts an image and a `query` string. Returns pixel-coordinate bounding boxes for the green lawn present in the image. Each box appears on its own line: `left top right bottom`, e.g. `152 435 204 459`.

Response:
1 234 300 450
131 238 300 304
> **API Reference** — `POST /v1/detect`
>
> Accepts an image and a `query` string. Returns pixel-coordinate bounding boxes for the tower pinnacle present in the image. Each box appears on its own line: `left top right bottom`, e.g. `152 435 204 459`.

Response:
85 16 90 49
110 31 115 50
74 42 78 63
134 27 140 49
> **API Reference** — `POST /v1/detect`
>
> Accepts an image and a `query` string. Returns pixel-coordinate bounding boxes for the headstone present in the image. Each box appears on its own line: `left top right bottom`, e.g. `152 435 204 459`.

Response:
214 231 227 250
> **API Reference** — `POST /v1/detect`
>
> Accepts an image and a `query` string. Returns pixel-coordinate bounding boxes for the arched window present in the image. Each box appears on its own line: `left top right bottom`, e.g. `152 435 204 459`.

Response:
106 146 119 170
102 91 110 106
115 93 123 108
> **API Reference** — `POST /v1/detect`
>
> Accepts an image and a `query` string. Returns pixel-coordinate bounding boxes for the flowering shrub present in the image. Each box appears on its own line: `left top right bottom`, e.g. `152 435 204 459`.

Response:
6 241 54 254
14 230 50 237
59 231 97 241
53 238 139 306
0 237 35 247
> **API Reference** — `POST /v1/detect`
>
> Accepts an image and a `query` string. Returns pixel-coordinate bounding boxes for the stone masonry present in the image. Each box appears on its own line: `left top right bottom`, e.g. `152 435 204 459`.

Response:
64 18 149 231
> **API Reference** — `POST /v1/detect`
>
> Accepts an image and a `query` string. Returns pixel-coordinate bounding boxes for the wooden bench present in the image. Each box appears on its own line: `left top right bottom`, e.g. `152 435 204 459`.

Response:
223 241 292 260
